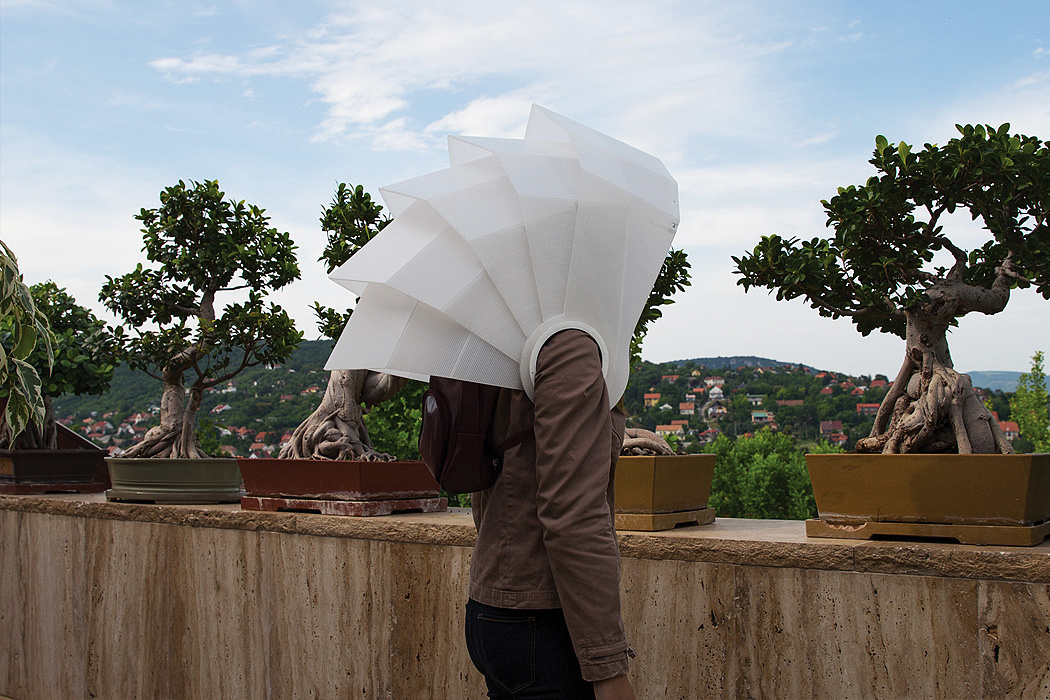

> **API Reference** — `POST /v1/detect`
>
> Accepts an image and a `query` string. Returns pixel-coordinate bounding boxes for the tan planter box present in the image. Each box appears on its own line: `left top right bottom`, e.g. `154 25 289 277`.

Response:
805 453 1050 545
614 454 716 531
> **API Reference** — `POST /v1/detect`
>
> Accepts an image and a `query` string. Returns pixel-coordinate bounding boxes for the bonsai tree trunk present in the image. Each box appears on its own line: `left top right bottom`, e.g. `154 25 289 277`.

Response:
122 363 208 458
857 293 1014 455
279 369 407 461
0 396 58 450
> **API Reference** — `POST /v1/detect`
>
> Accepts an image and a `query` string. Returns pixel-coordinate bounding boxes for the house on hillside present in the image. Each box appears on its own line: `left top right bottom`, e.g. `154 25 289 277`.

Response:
248 442 273 457
661 374 679 384
828 432 850 447
820 420 843 438
870 379 888 388
746 394 765 406
707 402 727 418
704 376 725 387
643 393 661 408
697 428 721 444
998 421 1020 442
856 403 880 416
211 404 232 414
751 411 775 425
679 402 695 415
655 424 685 437
776 399 804 407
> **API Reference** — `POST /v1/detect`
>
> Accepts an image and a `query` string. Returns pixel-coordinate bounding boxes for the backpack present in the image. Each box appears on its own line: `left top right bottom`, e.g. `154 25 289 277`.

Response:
418 376 533 495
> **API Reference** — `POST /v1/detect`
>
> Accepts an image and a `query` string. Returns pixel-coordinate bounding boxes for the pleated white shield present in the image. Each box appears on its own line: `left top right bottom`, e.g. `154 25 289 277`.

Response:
325 104 680 405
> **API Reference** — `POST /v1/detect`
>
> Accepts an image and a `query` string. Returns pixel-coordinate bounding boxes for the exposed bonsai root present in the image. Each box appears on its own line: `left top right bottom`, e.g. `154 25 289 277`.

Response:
621 427 676 456
278 368 399 462
121 425 209 459
857 345 1011 455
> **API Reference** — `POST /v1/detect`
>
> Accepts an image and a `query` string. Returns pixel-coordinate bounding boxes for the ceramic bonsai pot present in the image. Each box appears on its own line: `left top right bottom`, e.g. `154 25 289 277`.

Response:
1 449 101 483
614 454 716 531
105 458 244 504
237 458 446 516
0 425 109 493
237 457 439 500
805 453 1050 546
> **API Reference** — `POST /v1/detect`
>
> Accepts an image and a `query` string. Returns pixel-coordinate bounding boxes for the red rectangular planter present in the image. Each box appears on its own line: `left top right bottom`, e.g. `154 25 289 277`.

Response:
237 458 440 501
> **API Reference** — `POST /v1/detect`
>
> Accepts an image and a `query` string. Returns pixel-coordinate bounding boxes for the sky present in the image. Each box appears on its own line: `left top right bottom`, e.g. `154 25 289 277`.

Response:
2 0 1048 378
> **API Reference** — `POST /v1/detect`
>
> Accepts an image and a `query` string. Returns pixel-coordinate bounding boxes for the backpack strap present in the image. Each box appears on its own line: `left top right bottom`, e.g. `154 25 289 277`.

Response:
495 426 533 454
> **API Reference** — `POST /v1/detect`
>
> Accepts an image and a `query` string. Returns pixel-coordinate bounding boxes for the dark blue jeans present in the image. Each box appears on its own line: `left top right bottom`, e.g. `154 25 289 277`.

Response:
465 599 595 700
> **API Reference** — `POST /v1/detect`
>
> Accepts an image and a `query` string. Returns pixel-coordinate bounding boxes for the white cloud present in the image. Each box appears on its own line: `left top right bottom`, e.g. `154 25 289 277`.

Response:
423 92 540 139
148 0 787 155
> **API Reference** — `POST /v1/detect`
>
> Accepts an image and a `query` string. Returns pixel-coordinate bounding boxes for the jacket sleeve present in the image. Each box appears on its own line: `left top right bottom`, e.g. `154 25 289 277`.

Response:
531 329 629 682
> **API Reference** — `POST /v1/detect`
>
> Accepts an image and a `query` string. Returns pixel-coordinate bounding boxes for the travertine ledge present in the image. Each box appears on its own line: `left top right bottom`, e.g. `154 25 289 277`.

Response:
2 493 1047 583
5 492 1050 699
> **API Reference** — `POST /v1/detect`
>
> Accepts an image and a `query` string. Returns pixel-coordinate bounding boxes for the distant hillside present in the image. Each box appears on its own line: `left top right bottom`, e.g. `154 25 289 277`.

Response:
671 357 1021 391
671 356 817 372
963 371 1021 393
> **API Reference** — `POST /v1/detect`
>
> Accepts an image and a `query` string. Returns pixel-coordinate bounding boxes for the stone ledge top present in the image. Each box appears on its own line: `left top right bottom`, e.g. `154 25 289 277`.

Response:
2 493 1047 583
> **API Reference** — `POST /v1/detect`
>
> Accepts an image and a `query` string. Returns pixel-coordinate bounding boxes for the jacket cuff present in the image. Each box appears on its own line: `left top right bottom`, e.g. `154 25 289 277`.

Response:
579 644 631 682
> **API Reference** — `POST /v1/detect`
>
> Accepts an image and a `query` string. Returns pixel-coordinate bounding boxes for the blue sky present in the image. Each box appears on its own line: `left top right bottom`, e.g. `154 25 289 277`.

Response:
2 0 1048 377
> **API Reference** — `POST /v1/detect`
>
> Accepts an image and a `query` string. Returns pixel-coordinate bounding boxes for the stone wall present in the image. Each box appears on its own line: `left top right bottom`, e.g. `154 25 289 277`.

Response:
2 495 1048 699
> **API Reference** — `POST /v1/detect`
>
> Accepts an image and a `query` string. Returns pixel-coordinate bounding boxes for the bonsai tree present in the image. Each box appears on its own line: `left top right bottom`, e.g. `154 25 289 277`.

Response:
0 281 120 449
0 241 53 442
734 124 1049 454
100 179 302 458
280 183 408 461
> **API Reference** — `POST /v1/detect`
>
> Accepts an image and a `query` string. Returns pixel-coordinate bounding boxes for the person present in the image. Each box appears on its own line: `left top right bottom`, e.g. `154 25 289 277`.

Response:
465 328 636 700
321 105 677 698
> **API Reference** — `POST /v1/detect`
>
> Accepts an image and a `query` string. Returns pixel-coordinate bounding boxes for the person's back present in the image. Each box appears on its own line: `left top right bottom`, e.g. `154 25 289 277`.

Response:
467 329 634 699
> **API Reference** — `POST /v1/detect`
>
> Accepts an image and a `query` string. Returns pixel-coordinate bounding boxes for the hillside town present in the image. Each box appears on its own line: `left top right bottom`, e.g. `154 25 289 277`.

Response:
56 346 1022 459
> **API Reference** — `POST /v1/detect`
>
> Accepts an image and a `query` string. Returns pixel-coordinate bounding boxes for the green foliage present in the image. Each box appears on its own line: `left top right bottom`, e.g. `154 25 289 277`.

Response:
27 282 120 400
631 248 691 363
1009 351 1049 452
366 379 426 460
100 179 303 389
0 241 53 439
702 429 841 520
733 124 1050 338
312 183 391 340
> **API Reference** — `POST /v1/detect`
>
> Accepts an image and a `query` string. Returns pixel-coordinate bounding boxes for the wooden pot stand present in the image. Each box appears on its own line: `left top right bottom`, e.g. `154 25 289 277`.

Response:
805 453 1050 546
614 455 716 532
237 458 446 517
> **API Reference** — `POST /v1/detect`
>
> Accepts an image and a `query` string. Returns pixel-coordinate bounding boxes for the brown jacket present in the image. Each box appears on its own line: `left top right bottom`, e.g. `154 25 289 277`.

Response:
469 329 628 682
